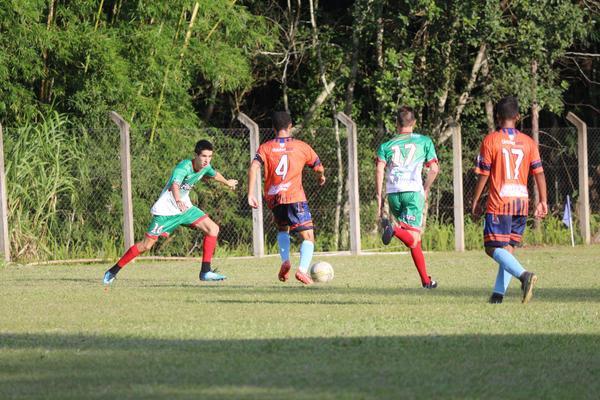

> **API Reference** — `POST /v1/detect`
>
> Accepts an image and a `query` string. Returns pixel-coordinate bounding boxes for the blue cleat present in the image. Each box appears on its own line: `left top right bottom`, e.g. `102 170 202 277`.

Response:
103 270 117 285
199 270 227 281
381 218 394 245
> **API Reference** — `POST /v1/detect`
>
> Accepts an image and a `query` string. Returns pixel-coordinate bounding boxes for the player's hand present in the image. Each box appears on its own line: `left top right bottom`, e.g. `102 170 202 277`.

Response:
319 174 326 186
227 179 238 190
176 200 188 212
534 201 548 219
471 200 482 219
248 195 259 209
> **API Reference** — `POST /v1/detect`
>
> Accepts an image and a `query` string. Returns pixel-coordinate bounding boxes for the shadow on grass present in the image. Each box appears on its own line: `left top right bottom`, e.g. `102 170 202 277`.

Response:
0 333 598 400
140 283 600 303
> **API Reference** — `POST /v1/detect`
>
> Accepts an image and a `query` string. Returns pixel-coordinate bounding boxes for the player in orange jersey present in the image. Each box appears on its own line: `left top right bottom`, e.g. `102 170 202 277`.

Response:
472 96 548 304
247 111 326 285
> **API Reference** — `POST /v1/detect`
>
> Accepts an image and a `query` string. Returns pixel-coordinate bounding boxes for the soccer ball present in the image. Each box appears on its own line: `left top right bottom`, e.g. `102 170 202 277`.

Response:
310 261 334 283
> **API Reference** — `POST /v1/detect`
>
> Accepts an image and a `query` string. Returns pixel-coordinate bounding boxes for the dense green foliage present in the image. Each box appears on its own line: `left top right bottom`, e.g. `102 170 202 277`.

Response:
1 248 599 398
1 1 598 260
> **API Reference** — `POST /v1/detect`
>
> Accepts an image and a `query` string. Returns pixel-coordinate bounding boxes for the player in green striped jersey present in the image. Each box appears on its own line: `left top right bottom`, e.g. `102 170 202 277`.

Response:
376 106 440 289
103 140 238 285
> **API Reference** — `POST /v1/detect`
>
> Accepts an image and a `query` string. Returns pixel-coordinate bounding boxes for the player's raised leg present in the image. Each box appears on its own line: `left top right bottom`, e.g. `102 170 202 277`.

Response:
277 226 292 282
192 216 226 281
295 228 315 285
103 235 157 285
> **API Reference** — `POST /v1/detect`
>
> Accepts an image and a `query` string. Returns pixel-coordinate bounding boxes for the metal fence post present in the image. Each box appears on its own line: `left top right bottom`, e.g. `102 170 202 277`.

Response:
237 113 264 257
336 112 361 255
566 112 591 245
109 112 135 250
0 124 10 262
451 122 465 251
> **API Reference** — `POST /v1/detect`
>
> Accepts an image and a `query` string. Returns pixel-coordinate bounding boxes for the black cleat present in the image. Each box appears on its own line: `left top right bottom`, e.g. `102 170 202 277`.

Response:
489 292 504 304
422 277 438 289
520 272 537 304
381 218 394 245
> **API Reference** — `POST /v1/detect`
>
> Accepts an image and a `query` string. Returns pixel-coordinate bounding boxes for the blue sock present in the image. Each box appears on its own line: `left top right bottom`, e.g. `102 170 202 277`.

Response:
492 248 525 279
298 240 315 273
277 232 290 262
493 265 513 295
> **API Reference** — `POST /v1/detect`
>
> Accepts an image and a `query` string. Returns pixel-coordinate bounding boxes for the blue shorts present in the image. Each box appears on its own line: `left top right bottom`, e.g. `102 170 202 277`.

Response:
483 213 527 248
272 202 314 233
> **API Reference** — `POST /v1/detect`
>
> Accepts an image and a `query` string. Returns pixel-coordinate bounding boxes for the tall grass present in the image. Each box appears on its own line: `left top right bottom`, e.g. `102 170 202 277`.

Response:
5 113 87 260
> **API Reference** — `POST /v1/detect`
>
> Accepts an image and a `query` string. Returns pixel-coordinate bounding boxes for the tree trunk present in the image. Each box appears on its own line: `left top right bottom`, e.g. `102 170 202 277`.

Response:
40 0 56 102
375 5 385 135
531 59 541 230
308 0 344 250
481 52 495 132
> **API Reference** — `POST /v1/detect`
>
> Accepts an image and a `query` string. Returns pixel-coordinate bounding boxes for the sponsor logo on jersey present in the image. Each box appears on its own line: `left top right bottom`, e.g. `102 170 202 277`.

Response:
267 182 291 195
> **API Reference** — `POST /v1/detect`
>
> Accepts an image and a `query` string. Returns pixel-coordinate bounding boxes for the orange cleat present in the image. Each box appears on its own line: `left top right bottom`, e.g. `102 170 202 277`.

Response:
295 270 314 285
278 260 291 282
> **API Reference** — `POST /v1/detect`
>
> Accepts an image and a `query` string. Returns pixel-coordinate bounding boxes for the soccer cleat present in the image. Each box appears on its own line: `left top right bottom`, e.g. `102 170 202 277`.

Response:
381 218 394 245
295 270 314 285
199 270 227 281
278 260 291 282
489 293 504 304
422 277 438 289
520 272 537 304
103 270 117 285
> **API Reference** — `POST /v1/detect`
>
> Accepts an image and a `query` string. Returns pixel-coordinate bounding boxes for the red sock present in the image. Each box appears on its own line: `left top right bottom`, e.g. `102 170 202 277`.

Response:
393 226 415 247
116 245 140 268
202 235 217 263
410 241 430 285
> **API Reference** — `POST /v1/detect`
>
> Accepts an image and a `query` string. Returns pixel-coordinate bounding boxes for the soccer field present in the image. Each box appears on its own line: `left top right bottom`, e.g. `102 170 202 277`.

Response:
1 247 599 399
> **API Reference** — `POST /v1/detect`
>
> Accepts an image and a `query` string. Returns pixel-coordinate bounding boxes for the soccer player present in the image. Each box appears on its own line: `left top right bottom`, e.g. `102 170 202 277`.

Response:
247 111 325 285
103 139 238 285
377 106 440 289
472 96 547 304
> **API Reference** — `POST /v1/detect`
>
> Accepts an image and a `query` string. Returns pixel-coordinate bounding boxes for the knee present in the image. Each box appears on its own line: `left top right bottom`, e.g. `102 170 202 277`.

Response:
209 223 220 237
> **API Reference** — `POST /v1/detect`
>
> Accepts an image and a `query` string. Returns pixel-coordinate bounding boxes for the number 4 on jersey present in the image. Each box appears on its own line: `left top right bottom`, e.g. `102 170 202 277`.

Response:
275 154 289 179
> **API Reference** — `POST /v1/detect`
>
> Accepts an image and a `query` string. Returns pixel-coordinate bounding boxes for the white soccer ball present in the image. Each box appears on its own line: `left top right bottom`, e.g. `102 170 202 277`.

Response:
310 261 334 283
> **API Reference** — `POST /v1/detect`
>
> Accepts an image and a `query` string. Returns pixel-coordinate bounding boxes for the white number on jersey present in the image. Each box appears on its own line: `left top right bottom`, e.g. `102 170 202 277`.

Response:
275 154 289 180
501 148 524 180
391 143 417 166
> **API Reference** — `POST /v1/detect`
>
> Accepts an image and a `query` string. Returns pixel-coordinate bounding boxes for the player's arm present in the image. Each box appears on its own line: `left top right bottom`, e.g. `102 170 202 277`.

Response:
472 138 492 217
212 171 238 190
471 174 489 217
170 183 188 212
307 146 325 185
247 159 261 209
313 163 325 186
375 159 386 218
423 161 439 200
533 171 548 218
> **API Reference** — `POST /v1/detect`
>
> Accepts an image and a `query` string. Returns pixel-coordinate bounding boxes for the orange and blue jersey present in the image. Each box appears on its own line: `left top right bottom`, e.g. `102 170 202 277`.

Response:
474 128 543 216
254 137 324 209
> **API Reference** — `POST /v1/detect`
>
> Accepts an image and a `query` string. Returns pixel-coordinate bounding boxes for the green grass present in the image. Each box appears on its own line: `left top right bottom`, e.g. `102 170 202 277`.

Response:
1 247 599 399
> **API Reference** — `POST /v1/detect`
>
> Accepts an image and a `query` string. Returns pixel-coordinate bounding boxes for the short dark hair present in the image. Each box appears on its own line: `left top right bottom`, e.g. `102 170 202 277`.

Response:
496 96 520 122
396 106 416 127
272 111 292 131
195 139 213 155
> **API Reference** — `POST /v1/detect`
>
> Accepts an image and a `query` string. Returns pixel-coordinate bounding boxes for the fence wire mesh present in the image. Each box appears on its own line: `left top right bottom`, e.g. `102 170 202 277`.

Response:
3 121 599 262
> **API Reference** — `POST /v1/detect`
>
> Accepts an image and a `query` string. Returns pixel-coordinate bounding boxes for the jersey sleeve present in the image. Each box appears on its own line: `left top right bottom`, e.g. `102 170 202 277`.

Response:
474 137 493 176
529 141 544 175
376 144 387 164
204 164 217 178
254 144 267 165
424 138 438 167
305 144 323 171
170 160 191 185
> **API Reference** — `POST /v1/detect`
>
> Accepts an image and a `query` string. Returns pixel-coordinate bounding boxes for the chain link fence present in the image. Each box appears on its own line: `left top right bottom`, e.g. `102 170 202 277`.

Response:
2 117 599 262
